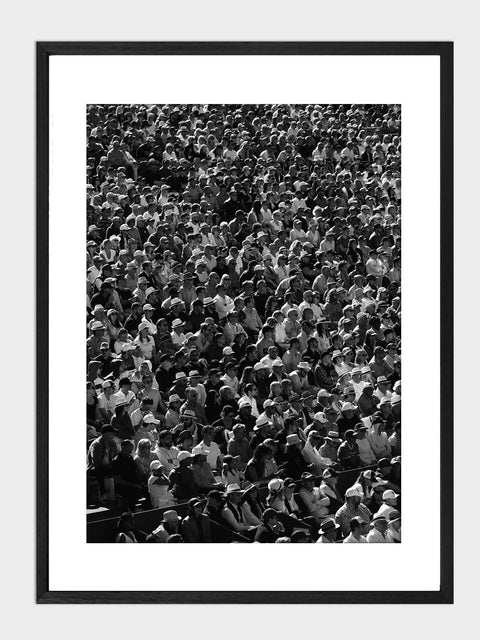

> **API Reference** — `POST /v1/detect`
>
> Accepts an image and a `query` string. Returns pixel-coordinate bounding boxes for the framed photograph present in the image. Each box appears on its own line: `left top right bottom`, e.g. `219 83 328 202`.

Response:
37 41 453 604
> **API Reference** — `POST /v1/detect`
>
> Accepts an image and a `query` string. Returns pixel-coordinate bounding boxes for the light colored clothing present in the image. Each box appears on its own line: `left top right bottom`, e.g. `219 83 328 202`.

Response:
356 437 377 465
197 439 222 470
343 533 367 543
148 476 175 509
302 441 333 472
298 487 330 521
366 528 387 543
154 445 180 474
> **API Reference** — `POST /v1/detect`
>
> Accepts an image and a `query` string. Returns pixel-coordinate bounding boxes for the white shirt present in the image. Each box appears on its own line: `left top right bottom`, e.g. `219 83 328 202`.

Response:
343 533 367 543
366 528 387 543
302 441 333 471
154 445 180 474
197 440 222 470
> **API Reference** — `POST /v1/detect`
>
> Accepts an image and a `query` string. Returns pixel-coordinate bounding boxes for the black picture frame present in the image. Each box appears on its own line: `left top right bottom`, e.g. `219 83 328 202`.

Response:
37 41 454 604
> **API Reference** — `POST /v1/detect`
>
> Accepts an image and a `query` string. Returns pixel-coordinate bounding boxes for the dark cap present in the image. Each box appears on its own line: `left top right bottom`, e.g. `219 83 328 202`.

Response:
100 424 117 435
207 489 224 501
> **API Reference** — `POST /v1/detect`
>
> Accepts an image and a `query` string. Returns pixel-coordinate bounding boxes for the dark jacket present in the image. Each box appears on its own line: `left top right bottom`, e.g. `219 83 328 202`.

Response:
181 513 212 543
254 524 279 543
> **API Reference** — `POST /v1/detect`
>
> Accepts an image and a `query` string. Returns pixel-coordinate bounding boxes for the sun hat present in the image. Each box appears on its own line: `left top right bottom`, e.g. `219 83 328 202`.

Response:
318 518 340 535
225 483 243 495
268 478 284 493
177 451 193 463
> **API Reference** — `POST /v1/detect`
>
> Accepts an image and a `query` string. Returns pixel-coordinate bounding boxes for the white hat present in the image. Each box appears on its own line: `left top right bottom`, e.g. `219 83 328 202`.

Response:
382 489 400 501
313 411 328 424
150 460 163 471
341 402 357 412
143 413 160 425
253 362 266 371
138 321 150 332
223 347 234 356
91 320 104 331
391 393 401 405
225 483 243 495
254 416 271 430
238 399 252 409
262 399 273 408
297 362 311 370
268 478 284 493
272 358 283 367
345 487 364 499
379 396 392 406
177 451 193 462
172 318 184 329
145 287 156 298
317 389 331 398
168 394 182 403
170 297 182 306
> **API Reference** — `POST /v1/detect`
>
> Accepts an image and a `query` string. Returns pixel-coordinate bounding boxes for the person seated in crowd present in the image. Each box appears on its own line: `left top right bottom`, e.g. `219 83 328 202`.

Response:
150 510 181 543
244 443 276 484
226 423 252 470
221 483 256 534
112 439 144 509
154 429 179 474
354 424 377 466
204 489 226 526
385 509 401 543
315 517 341 544
87 424 118 504
240 482 265 527
168 450 197 501
302 430 333 472
342 516 368 543
376 489 400 521
319 467 344 513
114 512 139 543
254 508 285 543
148 460 174 509
282 433 311 479
335 487 373 538
297 472 330 523
366 513 389 543
181 498 212 543
191 447 222 492
337 429 361 469
221 454 245 487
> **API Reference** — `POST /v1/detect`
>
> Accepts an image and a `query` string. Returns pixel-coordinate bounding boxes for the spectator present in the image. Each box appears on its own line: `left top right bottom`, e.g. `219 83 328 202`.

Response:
335 487 373 538
114 512 139 543
366 513 389 543
112 439 144 508
254 509 284 543
315 518 341 544
150 510 181 543
298 472 330 522
342 517 368 544
182 498 212 543
148 460 174 509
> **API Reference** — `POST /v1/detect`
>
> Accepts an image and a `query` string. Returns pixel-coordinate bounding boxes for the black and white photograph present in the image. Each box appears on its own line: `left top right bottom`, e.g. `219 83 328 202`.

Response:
85 103 402 545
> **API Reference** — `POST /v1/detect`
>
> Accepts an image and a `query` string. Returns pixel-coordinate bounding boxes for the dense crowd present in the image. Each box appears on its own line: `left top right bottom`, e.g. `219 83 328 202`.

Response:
86 103 401 543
